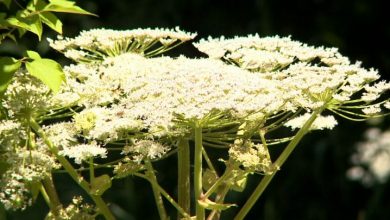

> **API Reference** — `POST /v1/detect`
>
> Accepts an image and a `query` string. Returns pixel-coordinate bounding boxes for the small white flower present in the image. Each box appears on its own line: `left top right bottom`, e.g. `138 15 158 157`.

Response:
59 142 107 164
122 140 170 163
284 113 338 130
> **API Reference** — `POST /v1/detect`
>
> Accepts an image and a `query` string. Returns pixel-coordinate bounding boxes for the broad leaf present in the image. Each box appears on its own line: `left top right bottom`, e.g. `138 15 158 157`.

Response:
0 57 21 96
90 174 112 196
25 58 65 93
43 0 96 16
25 50 42 60
6 14 43 40
39 12 62 34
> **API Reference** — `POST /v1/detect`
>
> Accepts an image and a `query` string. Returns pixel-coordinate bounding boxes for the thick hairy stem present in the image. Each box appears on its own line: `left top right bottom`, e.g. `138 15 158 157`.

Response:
29 119 115 220
145 160 168 220
177 138 191 218
194 125 205 220
234 107 325 220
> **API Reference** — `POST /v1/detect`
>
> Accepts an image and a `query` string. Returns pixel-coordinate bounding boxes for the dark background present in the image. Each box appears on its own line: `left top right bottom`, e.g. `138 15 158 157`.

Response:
2 0 390 219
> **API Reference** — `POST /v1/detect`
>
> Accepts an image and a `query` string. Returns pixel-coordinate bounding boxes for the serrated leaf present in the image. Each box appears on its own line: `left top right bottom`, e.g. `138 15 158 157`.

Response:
0 0 12 9
0 57 21 96
27 0 47 11
43 0 96 16
25 50 42 60
39 12 62 34
90 174 112 196
6 14 43 40
25 58 65 93
198 198 237 211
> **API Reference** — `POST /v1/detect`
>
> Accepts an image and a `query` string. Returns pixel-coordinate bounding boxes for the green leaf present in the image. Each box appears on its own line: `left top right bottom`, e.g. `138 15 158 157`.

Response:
39 12 62 34
90 174 112 196
198 198 237 211
0 57 21 96
0 0 12 9
27 0 47 11
6 14 43 40
43 0 96 16
25 58 65 93
25 50 42 60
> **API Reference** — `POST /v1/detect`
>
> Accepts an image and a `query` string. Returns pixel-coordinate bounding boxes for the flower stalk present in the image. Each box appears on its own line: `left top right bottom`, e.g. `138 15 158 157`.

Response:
29 119 116 220
194 124 205 220
234 107 326 220
177 138 191 217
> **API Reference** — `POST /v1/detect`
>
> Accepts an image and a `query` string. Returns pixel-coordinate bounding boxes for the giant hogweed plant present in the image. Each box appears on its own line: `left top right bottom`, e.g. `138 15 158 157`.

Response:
1 25 390 220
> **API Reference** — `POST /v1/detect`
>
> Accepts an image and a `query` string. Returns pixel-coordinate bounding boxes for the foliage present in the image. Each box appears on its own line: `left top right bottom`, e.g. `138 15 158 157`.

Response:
0 0 94 97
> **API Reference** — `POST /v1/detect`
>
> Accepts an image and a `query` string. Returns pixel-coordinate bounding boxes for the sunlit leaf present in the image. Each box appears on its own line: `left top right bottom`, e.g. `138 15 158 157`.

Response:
0 57 21 96
39 12 62 34
6 14 43 40
25 58 65 93
43 0 96 16
25 50 42 60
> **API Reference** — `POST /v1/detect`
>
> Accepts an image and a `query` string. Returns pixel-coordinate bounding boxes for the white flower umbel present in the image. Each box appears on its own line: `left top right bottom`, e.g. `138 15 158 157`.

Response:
194 35 350 72
2 71 53 119
228 139 275 174
48 27 197 61
0 148 59 211
122 140 170 163
60 52 287 140
43 122 78 149
59 142 107 164
347 128 390 185
284 113 338 130
0 172 32 211
0 120 24 150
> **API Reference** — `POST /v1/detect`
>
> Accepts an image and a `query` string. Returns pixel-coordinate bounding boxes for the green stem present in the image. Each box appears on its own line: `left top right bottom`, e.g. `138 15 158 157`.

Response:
42 175 62 216
202 148 216 173
29 119 116 220
145 160 168 220
89 158 95 183
177 138 191 217
135 173 191 219
234 108 325 220
207 185 230 220
204 169 232 198
194 125 205 220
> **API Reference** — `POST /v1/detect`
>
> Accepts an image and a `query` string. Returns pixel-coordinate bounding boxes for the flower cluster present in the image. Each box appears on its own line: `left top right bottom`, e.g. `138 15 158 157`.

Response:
0 148 59 210
46 196 96 220
1 27 389 214
347 128 390 185
49 27 197 61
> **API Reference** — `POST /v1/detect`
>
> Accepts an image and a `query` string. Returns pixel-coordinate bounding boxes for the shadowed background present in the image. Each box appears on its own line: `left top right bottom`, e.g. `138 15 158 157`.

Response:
1 0 390 219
